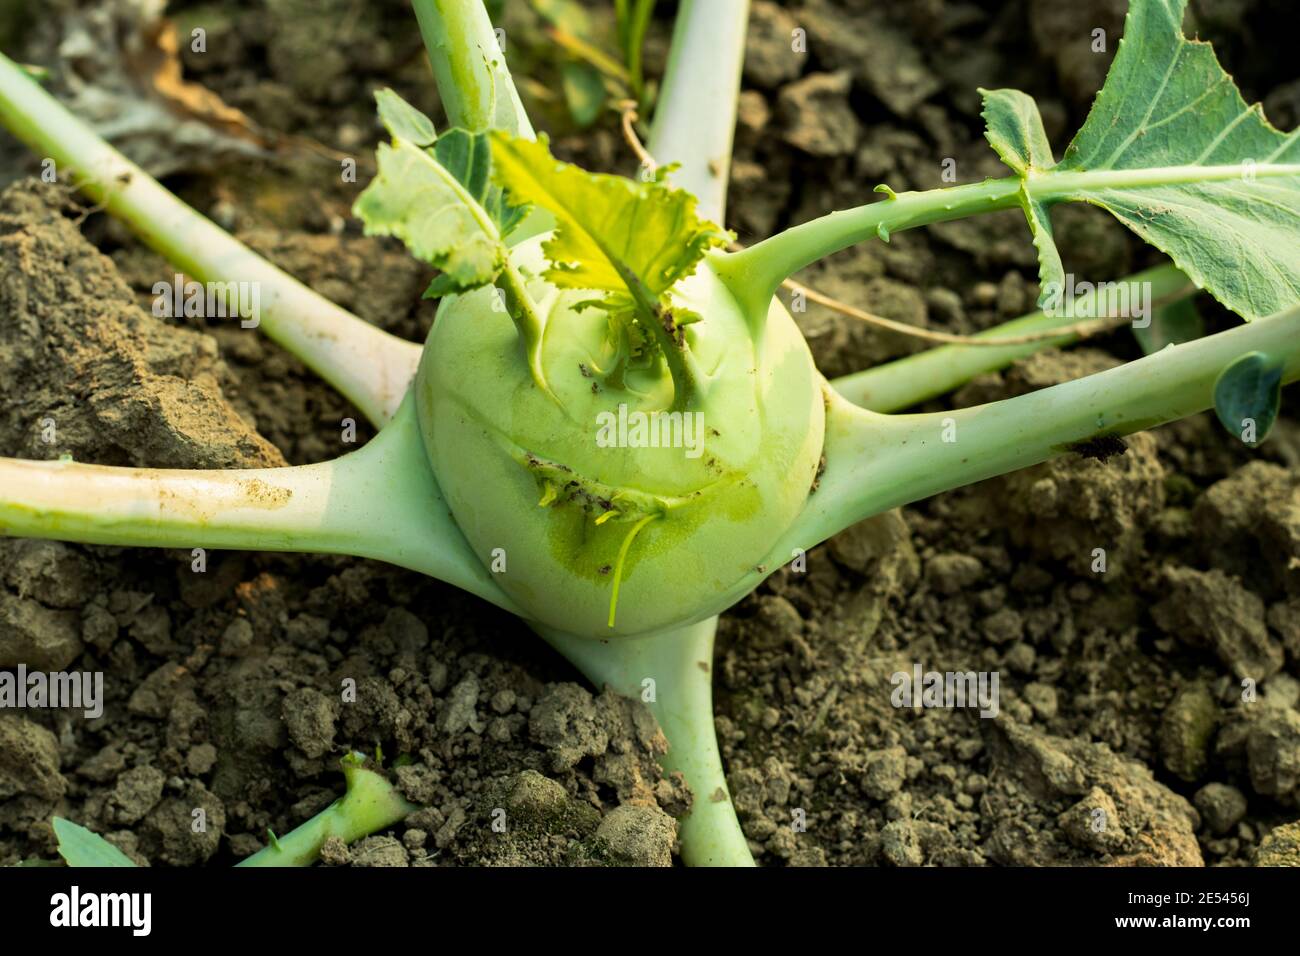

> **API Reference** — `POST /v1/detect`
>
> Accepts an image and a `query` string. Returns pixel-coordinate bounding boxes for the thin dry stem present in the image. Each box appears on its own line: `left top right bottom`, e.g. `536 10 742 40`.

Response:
619 100 656 172
780 274 1191 347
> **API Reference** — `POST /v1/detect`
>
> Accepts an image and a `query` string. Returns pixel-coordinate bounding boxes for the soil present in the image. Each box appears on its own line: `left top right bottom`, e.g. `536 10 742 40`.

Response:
2 0 1299 867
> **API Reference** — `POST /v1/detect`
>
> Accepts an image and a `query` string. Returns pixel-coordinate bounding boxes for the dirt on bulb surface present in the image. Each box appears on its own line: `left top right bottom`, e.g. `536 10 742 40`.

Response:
1 0 1299 867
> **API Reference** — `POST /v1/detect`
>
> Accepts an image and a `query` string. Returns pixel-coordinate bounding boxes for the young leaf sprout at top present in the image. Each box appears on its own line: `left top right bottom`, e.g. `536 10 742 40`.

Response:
1 0 1298 866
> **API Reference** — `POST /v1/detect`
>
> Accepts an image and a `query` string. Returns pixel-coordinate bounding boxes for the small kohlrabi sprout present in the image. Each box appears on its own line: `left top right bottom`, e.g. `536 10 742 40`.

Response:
1 0 1298 866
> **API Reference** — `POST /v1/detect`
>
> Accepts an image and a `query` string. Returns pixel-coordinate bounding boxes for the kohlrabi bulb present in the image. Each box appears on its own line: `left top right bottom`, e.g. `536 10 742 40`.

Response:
415 233 825 637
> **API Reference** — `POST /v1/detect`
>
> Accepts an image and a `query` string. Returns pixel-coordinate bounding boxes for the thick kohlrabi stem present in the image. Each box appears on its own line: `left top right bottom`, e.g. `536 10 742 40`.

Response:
237 755 418 867
536 618 756 867
0 53 419 428
832 262 1195 412
412 0 554 246
412 0 533 138
712 179 1024 323
0 395 522 616
648 0 751 223
786 306 1300 552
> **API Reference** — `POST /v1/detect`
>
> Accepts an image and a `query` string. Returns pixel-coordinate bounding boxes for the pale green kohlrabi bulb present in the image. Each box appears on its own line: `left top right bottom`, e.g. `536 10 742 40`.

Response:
415 234 825 638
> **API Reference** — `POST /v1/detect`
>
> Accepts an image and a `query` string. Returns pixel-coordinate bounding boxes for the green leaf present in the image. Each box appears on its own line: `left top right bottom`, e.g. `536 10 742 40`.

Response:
361 91 533 299
615 0 657 102
487 132 729 300
981 88 1055 178
434 128 490 202
489 132 726 406
433 128 526 236
53 818 138 867
979 89 1066 306
532 0 596 36
1214 351 1284 445
374 89 437 147
354 137 506 294
1133 297 1204 354
561 61 607 128
981 0 1300 322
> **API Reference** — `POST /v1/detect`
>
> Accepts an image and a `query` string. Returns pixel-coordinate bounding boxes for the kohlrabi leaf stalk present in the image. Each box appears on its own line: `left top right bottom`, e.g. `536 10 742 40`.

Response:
538 618 752 866
411 0 535 139
0 395 523 617
788 305 1300 558
832 262 1197 412
49 754 415 867
711 178 1026 325
648 0 750 222
237 754 418 867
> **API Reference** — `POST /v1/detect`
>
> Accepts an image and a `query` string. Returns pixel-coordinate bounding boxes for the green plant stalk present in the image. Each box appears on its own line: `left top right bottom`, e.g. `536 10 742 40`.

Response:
616 0 656 104
784 305 1300 553
1036 164 1300 196
648 0 750 223
832 262 1195 412
609 262 703 410
0 52 419 428
714 161 1300 327
411 0 533 138
0 395 522 616
537 617 755 866
495 261 551 395
714 179 1024 322
237 756 418 867
412 0 556 243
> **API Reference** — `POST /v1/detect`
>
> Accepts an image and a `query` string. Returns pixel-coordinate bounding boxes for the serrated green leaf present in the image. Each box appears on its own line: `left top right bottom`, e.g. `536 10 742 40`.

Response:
354 138 506 293
1133 297 1204 354
981 0 1300 322
1057 0 1300 320
487 132 730 299
374 89 437 147
1214 351 1284 445
980 89 1067 307
434 129 526 236
422 274 457 300
1022 197 1066 310
53 818 138 867
981 88 1055 178
434 129 491 205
